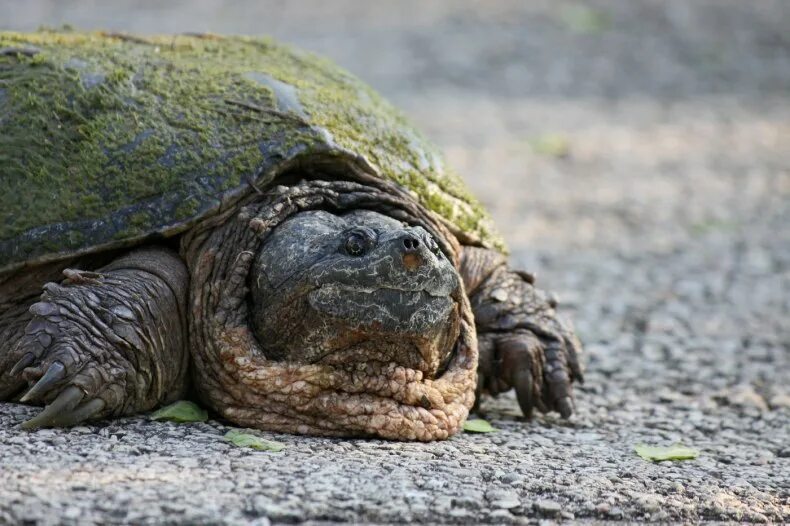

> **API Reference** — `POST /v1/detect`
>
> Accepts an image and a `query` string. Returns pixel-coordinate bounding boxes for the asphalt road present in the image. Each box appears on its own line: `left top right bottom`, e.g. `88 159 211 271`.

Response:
1 1 788 524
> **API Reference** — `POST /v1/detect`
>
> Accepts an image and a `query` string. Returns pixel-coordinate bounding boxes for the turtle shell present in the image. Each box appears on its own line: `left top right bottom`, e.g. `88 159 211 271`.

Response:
0 30 504 273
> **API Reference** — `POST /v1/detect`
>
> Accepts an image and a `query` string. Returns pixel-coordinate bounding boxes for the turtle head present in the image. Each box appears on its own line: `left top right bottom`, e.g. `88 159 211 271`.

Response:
249 210 461 377
185 183 477 440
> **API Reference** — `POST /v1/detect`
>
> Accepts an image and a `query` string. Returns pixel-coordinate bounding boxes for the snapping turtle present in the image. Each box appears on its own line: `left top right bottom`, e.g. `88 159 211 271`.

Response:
0 30 582 440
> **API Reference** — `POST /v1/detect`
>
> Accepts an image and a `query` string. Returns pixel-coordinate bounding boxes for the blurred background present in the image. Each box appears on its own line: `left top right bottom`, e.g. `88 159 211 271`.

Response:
2 2 789 522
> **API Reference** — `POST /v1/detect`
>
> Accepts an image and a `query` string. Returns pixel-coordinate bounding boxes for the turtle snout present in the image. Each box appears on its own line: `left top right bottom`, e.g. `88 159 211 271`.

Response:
398 231 429 270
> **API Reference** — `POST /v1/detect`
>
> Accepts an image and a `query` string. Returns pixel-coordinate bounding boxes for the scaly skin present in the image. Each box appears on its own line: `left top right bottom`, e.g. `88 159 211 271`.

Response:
0 180 581 440
0 302 34 400
461 247 583 418
0 248 188 428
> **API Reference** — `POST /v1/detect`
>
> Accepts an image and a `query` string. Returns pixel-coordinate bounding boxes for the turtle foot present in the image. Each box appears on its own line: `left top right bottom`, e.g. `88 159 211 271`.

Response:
462 247 584 419
4 247 189 429
8 283 138 429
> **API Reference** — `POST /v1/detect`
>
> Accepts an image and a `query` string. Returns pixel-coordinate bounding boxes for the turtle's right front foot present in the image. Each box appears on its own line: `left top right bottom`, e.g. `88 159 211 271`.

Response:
4 247 189 429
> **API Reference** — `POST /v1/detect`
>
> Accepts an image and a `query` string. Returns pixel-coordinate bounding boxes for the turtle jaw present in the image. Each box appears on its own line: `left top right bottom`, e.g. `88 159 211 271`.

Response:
305 285 460 376
218 279 477 440
238 244 470 439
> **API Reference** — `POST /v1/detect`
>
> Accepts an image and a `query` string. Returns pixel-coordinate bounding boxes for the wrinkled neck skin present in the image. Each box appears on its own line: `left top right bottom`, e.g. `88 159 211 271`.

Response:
181 178 477 441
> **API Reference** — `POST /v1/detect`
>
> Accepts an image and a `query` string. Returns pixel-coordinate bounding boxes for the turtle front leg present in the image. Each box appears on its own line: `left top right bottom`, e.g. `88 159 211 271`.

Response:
1 247 189 428
461 247 583 418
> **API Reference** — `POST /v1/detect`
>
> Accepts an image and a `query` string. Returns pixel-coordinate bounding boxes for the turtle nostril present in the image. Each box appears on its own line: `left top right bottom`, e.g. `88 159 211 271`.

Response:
402 236 420 251
401 234 423 270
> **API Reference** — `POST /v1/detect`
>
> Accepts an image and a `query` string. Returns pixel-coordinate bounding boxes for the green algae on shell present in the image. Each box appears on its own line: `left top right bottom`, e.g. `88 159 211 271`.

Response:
0 30 504 272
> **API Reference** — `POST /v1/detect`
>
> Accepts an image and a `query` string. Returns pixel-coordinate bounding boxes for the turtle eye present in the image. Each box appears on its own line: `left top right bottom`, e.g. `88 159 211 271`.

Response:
344 228 376 257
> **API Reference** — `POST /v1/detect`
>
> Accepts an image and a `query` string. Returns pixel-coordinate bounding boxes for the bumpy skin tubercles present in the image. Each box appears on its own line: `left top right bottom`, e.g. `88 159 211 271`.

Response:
461 247 583 418
182 179 478 441
0 247 189 428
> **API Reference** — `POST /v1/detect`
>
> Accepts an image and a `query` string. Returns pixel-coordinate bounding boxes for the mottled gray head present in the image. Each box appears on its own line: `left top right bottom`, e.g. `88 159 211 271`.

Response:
250 210 462 376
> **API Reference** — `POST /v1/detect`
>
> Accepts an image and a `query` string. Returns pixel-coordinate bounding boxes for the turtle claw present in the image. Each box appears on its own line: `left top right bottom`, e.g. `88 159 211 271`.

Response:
23 391 104 429
50 398 106 427
481 330 577 419
512 366 535 419
557 396 574 420
9 352 35 376
19 361 65 403
21 385 84 429
543 339 575 418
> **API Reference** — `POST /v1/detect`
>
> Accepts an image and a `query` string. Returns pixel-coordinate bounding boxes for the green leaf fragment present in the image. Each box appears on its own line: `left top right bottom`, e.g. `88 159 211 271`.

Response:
224 430 285 452
150 400 208 423
463 419 497 433
560 7 612 34
634 443 699 462
529 134 570 158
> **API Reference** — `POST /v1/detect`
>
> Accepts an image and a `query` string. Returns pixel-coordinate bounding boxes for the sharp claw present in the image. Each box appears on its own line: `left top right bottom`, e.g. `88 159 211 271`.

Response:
9 353 35 376
21 385 85 429
542 338 576 417
498 334 541 417
557 396 574 419
513 367 534 419
19 361 66 403
51 398 105 427
564 336 584 383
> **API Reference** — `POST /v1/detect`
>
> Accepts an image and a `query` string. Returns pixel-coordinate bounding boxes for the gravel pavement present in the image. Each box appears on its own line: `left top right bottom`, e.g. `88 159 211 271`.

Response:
1 1 788 524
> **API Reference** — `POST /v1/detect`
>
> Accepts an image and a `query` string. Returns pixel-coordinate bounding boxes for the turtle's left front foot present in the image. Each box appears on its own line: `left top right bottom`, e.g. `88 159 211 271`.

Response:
461 247 583 418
